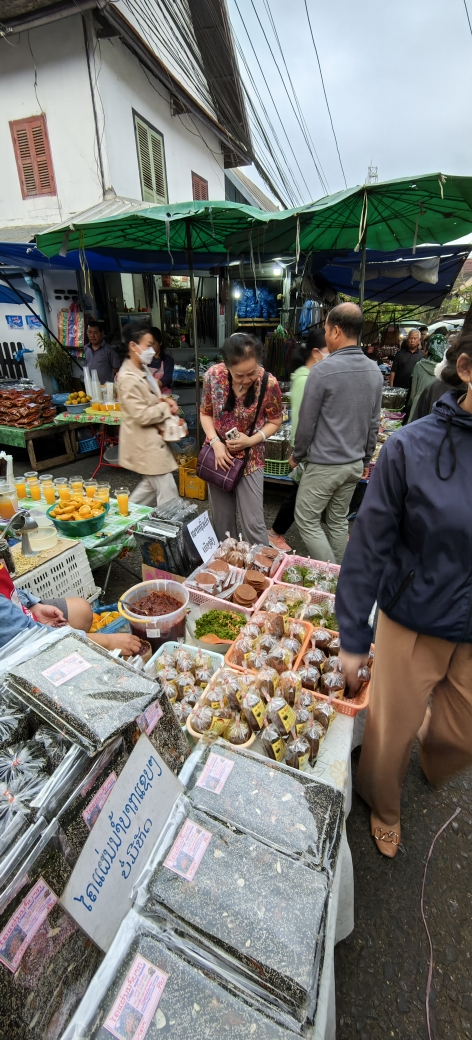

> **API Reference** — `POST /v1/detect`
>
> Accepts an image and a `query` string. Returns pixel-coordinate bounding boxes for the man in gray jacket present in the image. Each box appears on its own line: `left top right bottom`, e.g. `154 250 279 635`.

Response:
291 302 383 563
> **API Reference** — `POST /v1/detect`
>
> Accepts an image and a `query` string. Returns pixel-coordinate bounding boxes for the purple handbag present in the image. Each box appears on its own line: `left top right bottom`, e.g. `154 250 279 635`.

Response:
196 371 269 492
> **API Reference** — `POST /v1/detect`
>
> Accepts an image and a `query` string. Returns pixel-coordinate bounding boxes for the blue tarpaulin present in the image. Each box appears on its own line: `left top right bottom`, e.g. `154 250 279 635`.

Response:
312 244 470 306
0 242 226 273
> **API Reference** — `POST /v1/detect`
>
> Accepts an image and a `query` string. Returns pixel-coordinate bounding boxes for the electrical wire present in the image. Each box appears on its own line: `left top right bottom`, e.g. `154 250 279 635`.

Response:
463 0 472 35
261 0 330 194
246 0 329 196
303 0 347 189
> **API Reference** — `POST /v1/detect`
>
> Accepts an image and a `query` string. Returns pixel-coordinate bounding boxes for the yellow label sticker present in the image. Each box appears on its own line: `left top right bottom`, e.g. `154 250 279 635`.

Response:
298 752 309 770
277 705 297 733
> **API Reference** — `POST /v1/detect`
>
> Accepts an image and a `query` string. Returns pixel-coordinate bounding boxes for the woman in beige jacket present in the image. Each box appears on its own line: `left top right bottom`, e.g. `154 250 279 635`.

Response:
117 322 179 507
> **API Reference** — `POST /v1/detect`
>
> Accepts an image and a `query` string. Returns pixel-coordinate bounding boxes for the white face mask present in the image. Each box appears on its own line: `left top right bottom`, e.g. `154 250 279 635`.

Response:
137 346 155 365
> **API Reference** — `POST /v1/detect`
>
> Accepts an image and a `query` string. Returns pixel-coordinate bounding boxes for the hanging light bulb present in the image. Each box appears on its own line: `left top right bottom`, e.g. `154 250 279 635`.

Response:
273 265 283 276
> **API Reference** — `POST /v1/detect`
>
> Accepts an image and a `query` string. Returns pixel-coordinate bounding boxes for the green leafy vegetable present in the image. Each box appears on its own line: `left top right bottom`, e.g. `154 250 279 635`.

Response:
195 610 246 641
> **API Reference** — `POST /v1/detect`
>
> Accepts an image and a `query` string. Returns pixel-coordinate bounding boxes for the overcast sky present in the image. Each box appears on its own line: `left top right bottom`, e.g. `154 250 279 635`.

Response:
227 0 472 206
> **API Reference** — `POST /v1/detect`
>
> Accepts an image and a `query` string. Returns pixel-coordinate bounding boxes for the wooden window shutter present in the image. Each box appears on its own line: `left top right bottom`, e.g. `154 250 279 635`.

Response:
192 172 209 201
10 115 56 198
135 114 167 204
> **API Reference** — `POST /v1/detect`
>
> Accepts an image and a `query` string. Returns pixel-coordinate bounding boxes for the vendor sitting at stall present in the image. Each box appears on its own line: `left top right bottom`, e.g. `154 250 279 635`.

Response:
0 560 141 654
84 320 121 384
149 326 174 394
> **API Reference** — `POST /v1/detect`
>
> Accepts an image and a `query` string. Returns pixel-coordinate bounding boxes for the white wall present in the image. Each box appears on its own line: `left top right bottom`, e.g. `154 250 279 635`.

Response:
0 15 102 228
96 38 226 203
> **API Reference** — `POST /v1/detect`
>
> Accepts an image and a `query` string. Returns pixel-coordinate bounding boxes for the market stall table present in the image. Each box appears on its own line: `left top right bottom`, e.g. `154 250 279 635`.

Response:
14 496 152 583
0 420 76 470
54 410 121 479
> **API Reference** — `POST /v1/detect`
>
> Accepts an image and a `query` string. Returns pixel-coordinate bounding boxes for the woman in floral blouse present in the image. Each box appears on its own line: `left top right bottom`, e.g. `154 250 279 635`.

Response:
200 333 283 544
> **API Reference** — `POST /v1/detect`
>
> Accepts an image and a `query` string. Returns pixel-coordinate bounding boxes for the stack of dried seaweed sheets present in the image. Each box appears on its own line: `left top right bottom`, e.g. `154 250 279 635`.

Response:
143 803 328 1024
183 740 344 874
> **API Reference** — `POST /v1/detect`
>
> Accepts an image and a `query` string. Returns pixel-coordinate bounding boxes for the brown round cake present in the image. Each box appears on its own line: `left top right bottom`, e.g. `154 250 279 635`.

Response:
207 559 230 576
232 584 257 606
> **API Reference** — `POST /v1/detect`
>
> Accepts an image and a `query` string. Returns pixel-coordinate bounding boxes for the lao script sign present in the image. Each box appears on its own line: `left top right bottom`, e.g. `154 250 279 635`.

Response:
60 734 183 951
187 510 218 564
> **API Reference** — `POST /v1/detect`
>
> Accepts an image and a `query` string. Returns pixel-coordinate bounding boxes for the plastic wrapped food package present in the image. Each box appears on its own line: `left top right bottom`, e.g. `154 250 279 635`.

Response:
322 656 341 675
251 611 271 630
294 704 310 735
280 636 301 657
185 742 344 873
189 705 216 734
328 635 341 655
239 622 262 641
0 740 48 785
267 646 293 675
161 680 177 703
158 666 179 684
224 713 251 745
296 689 316 713
312 702 336 733
297 666 320 692
261 721 286 762
255 632 278 655
320 671 346 698
304 720 324 767
231 636 254 667
70 914 297 1040
144 806 328 1022
245 649 269 672
174 648 193 673
241 689 266 732
278 670 301 706
264 610 286 639
33 726 71 771
255 667 279 700
266 696 297 736
57 737 128 856
285 732 311 771
0 772 48 837
0 702 27 750
194 665 213 688
134 687 190 776
304 648 326 670
172 701 184 724
0 823 102 1040
175 674 196 700
7 635 159 754
311 628 333 651
288 620 306 645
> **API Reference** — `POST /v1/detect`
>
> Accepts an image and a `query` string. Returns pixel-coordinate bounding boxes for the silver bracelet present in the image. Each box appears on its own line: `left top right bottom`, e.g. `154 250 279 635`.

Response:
259 430 267 443
210 435 219 446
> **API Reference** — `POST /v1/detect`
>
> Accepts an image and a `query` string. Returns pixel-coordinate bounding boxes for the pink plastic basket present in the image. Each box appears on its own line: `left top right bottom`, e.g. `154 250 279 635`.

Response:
185 585 253 619
254 583 312 618
273 555 340 590
184 566 274 614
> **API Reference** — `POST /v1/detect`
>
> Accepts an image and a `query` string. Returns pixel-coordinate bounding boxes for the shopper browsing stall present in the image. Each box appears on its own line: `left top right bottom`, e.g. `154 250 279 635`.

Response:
389 329 424 389
117 322 180 508
292 303 383 563
148 326 175 393
199 333 282 544
336 332 472 858
268 329 328 552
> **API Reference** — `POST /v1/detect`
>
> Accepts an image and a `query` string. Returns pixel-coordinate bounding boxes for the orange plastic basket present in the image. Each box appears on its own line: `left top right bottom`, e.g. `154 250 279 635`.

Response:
224 619 314 673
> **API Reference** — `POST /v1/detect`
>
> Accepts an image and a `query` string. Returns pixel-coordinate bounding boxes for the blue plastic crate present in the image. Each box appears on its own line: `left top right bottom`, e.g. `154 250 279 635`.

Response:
77 436 99 453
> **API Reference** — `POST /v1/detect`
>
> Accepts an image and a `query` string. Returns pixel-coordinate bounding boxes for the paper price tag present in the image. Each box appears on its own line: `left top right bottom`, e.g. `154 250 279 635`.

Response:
187 511 218 564
41 652 92 687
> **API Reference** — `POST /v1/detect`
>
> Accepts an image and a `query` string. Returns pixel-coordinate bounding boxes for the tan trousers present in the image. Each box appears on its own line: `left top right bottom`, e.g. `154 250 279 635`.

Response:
356 610 472 826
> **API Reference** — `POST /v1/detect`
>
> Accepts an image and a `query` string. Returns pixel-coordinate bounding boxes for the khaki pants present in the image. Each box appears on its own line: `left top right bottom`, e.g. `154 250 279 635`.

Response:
129 472 177 508
295 460 364 564
356 611 472 826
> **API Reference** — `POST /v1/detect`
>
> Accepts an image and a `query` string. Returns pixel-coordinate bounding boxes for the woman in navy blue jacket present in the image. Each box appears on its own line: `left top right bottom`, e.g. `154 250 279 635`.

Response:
336 335 472 857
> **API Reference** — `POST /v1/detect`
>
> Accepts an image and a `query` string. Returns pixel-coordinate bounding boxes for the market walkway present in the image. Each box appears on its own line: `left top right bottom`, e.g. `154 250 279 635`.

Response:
12 449 472 1038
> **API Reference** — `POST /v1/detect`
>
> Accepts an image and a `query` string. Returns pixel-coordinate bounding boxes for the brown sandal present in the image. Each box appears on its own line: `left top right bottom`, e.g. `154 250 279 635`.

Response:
370 814 401 858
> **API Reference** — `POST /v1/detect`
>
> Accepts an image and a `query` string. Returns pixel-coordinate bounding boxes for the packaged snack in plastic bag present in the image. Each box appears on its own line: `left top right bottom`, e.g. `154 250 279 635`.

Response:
251 611 270 630
155 648 176 671
239 622 262 641
322 655 341 674
304 720 324 766
281 636 301 657
0 740 48 785
260 720 286 762
175 673 195 700
304 648 326 669
328 635 341 655
311 628 332 651
184 742 344 874
161 680 177 703
255 632 278 655
264 610 287 639
0 772 48 836
267 696 297 735
194 665 213 689
285 732 310 770
158 665 179 684
245 649 268 672
225 713 251 745
278 670 301 706
63 911 298 1040
241 689 266 731
267 646 293 674
297 666 320 692
174 648 193 673
255 666 279 700
0 821 102 1040
143 806 329 1024
288 620 306 645
320 671 346 698
188 705 213 734
232 636 255 667
56 737 128 854
296 689 316 713
312 702 336 733
0 702 27 750
33 726 71 771
294 704 310 735
344 666 370 699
